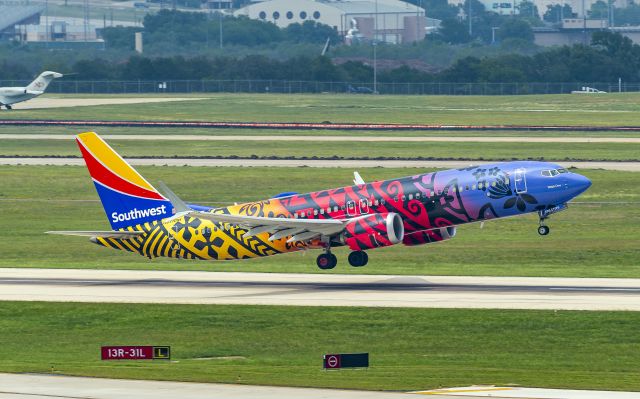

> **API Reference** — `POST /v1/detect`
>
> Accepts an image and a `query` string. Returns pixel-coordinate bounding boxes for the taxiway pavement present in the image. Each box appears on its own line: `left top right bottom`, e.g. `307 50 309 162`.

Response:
2 374 639 399
1 157 639 171
9 97 205 109
2 134 639 143
1 269 640 311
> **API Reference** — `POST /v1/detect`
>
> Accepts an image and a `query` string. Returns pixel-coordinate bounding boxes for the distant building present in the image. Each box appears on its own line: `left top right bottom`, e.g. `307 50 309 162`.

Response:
15 21 102 43
0 4 44 40
531 19 640 47
234 0 439 44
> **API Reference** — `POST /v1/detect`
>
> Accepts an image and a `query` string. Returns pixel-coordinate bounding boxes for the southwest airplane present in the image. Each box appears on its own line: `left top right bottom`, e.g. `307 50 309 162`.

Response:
0 71 63 109
49 132 592 269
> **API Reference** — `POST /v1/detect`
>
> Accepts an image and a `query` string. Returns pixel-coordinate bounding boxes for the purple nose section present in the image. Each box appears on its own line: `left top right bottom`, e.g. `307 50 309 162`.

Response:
570 173 592 198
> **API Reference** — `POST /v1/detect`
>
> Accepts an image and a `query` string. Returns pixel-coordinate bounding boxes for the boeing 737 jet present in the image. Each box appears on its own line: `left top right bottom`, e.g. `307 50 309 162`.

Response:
49 132 592 269
0 71 63 109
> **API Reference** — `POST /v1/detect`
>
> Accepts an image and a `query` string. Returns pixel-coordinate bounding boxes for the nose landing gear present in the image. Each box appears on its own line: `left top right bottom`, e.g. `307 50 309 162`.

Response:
538 218 550 236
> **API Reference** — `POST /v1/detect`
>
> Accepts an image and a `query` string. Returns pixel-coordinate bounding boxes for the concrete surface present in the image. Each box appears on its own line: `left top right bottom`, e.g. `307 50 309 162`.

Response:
2 134 640 143
412 386 640 398
1 269 640 311
0 373 416 399
8 97 205 110
1 374 638 399
1 157 638 171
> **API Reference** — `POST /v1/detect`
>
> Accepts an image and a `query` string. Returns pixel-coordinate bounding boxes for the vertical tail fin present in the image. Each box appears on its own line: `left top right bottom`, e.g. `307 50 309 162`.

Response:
26 71 62 92
76 132 172 230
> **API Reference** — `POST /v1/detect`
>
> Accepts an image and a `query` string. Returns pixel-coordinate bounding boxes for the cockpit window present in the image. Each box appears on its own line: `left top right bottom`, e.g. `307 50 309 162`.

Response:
541 168 568 177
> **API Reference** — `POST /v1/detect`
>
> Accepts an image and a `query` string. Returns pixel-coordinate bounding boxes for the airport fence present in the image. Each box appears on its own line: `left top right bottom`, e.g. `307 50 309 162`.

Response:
2 79 640 95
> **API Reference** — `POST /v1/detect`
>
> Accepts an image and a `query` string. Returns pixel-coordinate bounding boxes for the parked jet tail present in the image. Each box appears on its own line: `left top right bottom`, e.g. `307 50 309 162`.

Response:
76 132 172 230
26 71 63 93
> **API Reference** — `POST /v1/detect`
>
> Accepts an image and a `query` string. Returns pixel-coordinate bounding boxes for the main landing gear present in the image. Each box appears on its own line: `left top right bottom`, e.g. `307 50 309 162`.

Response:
316 251 338 270
316 250 369 269
538 218 550 236
348 251 368 267
0 104 11 110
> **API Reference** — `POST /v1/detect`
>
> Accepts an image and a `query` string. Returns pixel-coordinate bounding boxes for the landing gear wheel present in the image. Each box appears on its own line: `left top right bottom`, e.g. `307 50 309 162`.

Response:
348 251 369 267
316 253 337 270
538 225 550 236
5 105 11 110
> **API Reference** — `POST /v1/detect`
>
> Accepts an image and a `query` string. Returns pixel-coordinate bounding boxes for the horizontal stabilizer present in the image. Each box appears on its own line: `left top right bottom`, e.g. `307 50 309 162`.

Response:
46 230 144 239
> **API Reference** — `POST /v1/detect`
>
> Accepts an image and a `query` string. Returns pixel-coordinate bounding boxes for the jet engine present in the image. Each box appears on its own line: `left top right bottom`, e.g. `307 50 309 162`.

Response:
340 212 404 250
402 226 456 246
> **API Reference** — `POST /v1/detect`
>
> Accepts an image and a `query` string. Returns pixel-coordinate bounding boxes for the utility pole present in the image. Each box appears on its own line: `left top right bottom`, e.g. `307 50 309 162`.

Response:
468 0 472 36
219 11 223 49
374 0 378 94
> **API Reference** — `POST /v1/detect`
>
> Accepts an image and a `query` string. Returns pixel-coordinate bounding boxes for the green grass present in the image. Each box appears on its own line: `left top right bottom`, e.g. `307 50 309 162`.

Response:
1 138 638 161
1 166 638 277
5 125 640 137
7 93 640 126
1 302 639 391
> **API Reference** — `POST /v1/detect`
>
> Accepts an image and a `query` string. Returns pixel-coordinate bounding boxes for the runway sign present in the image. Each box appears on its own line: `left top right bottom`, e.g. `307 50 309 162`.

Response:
101 346 170 360
323 353 369 369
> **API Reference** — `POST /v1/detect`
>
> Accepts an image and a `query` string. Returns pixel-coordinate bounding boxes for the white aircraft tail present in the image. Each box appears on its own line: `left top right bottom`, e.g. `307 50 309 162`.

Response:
25 71 63 93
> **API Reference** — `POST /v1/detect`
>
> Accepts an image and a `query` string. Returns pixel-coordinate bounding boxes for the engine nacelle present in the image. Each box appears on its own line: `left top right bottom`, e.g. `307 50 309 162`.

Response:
0 88 26 96
340 212 404 251
402 226 456 246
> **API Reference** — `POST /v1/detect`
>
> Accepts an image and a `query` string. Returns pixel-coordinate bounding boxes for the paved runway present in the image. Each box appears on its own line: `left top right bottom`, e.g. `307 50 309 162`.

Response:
0 373 417 399
1 157 638 171
1 374 639 399
1 269 640 311
8 97 205 109
2 134 639 143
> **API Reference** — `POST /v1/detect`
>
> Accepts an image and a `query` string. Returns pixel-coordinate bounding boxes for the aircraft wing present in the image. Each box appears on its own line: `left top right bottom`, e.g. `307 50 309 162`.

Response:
46 230 145 238
189 211 345 243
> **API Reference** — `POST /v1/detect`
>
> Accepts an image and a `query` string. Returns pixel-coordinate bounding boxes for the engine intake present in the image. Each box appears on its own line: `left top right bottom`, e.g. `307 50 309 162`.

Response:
402 226 456 246
340 212 404 251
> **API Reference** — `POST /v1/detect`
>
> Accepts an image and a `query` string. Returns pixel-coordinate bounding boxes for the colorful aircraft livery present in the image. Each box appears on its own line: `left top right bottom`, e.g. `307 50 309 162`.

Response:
49 132 592 269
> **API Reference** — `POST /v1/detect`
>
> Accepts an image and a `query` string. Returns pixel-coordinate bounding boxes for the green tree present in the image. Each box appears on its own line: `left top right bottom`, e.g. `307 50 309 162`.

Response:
434 17 472 44
588 0 609 18
543 4 576 23
499 18 534 43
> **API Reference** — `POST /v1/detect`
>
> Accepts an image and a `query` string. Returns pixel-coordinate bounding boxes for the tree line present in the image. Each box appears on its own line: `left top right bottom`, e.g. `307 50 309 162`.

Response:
2 31 638 84
61 32 640 83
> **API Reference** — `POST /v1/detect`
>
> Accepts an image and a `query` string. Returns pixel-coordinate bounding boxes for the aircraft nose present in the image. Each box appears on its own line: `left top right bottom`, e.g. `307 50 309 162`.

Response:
569 173 592 197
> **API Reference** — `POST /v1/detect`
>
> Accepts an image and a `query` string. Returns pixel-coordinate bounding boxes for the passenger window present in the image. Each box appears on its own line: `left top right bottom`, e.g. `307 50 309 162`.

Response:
334 206 338 212
492 181 497 187
416 193 420 199
313 209 318 215
319 209 324 215
472 185 476 190
408 194 413 200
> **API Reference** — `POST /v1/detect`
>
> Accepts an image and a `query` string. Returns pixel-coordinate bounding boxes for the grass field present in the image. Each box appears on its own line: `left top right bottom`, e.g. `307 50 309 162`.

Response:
1 302 639 392
3 125 640 138
7 93 640 126
1 165 638 277
1 138 639 161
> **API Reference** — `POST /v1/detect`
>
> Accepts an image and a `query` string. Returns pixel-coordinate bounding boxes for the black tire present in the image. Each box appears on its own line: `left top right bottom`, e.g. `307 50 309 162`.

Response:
348 251 369 267
317 253 337 270
538 225 550 236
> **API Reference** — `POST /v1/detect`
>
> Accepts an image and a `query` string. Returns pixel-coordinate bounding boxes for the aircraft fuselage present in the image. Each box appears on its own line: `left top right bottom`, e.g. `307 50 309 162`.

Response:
94 161 592 261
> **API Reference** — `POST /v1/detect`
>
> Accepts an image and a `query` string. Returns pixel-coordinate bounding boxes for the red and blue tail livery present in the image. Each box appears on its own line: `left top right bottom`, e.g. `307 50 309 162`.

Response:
50 132 592 270
76 132 172 230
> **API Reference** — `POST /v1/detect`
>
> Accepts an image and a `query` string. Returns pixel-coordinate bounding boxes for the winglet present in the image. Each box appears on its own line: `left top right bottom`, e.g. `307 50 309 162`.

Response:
353 171 365 186
156 181 192 214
